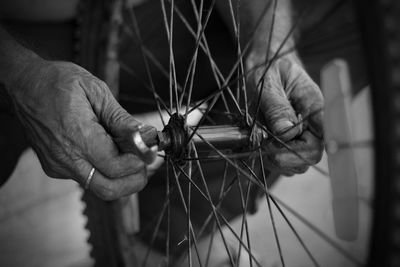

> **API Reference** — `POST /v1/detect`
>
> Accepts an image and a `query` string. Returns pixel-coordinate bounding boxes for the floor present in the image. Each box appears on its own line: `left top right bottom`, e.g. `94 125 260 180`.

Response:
0 87 372 267
0 149 92 267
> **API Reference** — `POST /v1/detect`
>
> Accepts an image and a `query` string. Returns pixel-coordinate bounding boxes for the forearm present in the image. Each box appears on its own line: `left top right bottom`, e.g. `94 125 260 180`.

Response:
245 0 294 57
0 26 42 91
216 0 296 62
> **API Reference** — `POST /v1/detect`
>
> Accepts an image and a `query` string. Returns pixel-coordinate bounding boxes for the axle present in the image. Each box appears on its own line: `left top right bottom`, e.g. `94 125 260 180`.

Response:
117 113 267 159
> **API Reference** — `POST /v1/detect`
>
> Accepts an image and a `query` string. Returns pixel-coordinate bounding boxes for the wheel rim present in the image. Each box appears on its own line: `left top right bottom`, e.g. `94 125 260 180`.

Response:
82 0 375 266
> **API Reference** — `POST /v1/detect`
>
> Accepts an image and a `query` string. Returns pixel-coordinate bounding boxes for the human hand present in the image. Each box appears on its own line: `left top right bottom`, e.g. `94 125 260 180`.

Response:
247 55 324 175
7 58 157 200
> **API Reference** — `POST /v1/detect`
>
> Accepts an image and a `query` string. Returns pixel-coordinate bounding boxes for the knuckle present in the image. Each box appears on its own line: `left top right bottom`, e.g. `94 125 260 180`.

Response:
41 162 61 178
309 143 324 165
263 105 297 132
109 107 130 125
102 162 121 178
268 105 293 120
310 148 323 165
99 187 118 201
136 176 148 192
128 171 148 193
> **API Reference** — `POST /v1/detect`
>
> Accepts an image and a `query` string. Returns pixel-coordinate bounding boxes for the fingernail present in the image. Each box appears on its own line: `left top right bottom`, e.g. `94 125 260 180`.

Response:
273 120 294 134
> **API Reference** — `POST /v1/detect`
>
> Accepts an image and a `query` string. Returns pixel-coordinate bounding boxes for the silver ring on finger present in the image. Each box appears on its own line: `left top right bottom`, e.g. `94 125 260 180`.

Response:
84 167 96 190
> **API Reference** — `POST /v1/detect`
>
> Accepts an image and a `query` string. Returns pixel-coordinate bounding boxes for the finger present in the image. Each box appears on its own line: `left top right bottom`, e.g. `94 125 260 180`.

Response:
79 77 158 164
281 171 296 177
93 81 158 164
265 130 323 170
76 158 147 201
115 126 158 164
290 165 310 174
284 65 324 138
91 168 148 200
147 153 165 177
291 86 324 138
259 69 300 141
84 121 146 178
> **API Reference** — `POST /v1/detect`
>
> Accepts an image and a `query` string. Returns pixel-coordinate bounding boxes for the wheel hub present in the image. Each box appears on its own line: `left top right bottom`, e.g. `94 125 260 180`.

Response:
155 113 267 160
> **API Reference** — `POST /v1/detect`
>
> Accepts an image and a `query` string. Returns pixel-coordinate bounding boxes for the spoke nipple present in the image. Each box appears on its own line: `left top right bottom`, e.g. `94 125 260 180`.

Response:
177 235 188 246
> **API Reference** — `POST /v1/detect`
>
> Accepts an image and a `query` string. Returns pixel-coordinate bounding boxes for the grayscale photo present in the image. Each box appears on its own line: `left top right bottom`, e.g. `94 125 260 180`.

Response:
0 0 395 266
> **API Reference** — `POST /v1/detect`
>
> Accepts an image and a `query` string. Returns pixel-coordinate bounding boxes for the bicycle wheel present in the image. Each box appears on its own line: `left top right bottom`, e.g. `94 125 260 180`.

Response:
76 0 397 266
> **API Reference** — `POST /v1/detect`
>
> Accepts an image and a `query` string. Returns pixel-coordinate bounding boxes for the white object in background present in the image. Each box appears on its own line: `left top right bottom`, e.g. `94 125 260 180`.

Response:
122 105 206 234
321 59 359 241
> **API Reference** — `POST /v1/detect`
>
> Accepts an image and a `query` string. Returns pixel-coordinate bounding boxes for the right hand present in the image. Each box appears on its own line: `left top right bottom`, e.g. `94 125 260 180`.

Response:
247 54 324 176
7 58 157 200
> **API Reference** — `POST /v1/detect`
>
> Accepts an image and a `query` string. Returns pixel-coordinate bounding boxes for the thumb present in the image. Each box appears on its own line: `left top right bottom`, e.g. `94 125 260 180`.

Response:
97 84 158 164
260 81 300 142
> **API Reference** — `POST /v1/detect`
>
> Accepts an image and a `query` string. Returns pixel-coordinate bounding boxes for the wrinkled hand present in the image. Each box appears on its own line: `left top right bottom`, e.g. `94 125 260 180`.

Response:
8 59 157 200
248 55 324 175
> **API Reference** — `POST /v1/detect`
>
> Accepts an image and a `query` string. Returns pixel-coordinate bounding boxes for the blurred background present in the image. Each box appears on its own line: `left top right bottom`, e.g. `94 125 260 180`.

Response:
0 83 372 267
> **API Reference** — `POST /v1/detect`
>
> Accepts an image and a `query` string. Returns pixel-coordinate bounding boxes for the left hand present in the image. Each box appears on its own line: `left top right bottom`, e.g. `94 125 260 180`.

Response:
247 54 324 175
7 59 157 200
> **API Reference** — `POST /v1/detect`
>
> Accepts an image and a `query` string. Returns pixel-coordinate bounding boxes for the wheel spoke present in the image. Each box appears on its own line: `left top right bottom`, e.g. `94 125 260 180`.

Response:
204 161 228 267
124 6 169 126
264 0 278 71
160 0 180 114
122 23 185 94
204 226 216 267
187 156 193 267
257 123 330 177
171 4 235 116
250 5 307 134
189 143 237 267
166 158 171 266
186 91 223 145
250 150 286 267
171 0 275 118
189 144 266 267
271 196 363 266
194 132 265 188
114 1 371 267
185 0 239 116
167 0 218 118
119 61 171 123
197 173 239 238
245 154 322 267
176 158 263 267
141 186 170 267
240 158 362 266
194 131 362 265
170 160 204 267
187 0 345 119
182 0 208 118
227 0 249 123
234 160 255 267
